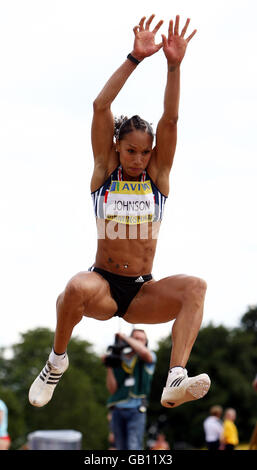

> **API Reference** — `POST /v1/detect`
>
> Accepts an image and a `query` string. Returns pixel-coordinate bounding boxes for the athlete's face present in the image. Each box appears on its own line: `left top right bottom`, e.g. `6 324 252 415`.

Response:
116 130 153 180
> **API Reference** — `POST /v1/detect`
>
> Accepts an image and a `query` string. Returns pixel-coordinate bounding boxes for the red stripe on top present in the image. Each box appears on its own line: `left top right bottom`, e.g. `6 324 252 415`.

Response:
118 166 146 182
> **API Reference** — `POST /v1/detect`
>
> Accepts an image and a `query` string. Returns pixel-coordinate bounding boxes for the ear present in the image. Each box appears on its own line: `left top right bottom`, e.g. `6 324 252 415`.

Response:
115 141 120 153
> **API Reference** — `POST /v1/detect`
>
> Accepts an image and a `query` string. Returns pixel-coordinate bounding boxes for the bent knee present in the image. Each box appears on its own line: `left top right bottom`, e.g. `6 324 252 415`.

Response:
56 292 64 309
183 276 207 303
65 275 84 298
63 272 94 302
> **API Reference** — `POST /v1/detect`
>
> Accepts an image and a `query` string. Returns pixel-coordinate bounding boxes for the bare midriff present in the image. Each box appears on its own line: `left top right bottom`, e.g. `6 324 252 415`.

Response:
93 219 161 276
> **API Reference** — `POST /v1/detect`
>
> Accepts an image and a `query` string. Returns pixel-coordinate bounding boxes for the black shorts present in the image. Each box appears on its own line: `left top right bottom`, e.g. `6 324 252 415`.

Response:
90 267 152 317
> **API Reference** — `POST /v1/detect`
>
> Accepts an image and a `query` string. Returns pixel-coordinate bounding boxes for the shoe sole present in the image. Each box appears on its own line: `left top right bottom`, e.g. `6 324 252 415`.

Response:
161 374 211 408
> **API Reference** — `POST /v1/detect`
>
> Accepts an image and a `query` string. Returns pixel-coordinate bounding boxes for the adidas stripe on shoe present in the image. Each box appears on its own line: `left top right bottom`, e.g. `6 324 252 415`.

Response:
29 355 69 407
161 368 211 408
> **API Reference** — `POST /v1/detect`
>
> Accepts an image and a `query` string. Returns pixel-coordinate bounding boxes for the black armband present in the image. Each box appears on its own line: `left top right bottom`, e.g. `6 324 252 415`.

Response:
127 53 140 65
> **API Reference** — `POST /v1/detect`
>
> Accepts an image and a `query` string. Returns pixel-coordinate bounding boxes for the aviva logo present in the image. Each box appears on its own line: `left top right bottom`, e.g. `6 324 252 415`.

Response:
109 180 152 195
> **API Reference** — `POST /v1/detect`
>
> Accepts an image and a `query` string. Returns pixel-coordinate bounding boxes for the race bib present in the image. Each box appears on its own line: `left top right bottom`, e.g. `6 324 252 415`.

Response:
104 180 155 225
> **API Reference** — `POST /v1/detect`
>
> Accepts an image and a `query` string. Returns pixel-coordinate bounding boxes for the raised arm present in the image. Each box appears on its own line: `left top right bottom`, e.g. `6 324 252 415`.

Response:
116 332 153 364
91 15 163 191
149 16 197 195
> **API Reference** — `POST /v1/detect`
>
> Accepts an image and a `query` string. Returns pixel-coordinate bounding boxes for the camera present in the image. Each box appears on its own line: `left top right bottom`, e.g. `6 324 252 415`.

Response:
103 334 133 367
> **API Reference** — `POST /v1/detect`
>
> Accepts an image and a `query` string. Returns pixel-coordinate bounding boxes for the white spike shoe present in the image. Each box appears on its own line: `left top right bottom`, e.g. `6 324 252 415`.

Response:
161 368 211 408
29 355 69 407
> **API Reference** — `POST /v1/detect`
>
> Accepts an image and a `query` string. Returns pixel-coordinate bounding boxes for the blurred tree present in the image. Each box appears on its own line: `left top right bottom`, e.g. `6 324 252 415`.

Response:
0 328 109 449
1 306 257 450
240 306 257 333
147 317 257 449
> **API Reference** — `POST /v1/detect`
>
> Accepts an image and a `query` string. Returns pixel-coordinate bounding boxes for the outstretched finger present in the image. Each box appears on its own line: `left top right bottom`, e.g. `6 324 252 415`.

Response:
174 15 180 35
145 14 155 30
168 20 173 39
181 18 190 37
152 19 164 35
139 16 146 31
186 29 197 43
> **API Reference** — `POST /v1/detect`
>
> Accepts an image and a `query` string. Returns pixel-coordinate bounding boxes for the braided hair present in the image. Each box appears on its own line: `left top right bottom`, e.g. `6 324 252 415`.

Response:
114 115 154 142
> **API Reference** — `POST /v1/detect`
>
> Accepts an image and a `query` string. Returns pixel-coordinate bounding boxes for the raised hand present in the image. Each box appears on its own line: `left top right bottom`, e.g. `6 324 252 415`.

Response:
162 16 197 67
131 14 164 61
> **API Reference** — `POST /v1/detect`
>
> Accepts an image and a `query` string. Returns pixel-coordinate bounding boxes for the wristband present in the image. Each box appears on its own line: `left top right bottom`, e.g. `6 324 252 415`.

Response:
127 53 140 65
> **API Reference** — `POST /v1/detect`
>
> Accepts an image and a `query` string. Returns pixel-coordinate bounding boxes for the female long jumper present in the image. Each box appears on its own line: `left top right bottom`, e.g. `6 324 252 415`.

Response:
29 15 210 409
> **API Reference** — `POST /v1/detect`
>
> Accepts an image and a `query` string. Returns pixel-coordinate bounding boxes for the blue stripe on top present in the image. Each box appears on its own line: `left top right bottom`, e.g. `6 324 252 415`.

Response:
91 166 167 223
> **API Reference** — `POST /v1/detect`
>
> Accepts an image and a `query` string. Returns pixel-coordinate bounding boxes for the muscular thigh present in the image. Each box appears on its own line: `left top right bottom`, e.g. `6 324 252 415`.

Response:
124 274 191 324
65 271 118 320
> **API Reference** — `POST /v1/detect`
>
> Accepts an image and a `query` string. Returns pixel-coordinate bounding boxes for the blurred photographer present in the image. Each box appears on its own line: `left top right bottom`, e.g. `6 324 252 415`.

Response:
103 329 156 450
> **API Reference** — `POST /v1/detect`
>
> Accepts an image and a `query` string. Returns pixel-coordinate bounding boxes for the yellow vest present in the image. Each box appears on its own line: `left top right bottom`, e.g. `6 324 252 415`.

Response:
223 420 239 446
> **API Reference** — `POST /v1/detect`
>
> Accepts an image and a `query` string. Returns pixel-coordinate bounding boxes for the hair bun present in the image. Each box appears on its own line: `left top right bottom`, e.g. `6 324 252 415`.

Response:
114 115 128 139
